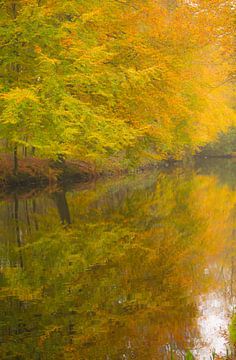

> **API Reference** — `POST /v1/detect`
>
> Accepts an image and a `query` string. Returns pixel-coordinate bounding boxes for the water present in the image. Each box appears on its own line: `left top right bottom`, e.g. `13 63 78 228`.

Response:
1 159 236 359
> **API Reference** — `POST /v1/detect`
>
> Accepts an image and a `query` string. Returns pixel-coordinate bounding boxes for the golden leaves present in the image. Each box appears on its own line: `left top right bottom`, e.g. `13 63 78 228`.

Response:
0 88 39 103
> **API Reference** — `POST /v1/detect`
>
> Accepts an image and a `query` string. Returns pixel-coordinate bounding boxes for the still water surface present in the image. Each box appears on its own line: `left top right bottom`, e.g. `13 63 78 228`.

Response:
1 159 236 359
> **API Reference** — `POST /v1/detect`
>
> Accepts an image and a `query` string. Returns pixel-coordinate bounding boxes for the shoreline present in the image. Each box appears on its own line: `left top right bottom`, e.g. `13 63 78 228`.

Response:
0 154 182 192
1 153 234 192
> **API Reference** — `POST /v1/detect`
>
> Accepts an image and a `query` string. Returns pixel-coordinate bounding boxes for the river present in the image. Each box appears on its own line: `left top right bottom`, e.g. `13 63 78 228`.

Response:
1 159 236 359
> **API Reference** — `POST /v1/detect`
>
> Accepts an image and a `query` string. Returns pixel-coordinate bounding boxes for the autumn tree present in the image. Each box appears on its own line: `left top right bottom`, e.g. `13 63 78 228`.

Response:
0 0 235 173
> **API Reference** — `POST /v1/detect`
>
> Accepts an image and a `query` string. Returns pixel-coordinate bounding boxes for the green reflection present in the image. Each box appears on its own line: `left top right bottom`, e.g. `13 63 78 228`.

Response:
0 164 235 359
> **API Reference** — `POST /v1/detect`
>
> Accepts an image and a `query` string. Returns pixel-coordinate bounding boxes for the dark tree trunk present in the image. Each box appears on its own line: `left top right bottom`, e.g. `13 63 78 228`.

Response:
32 199 39 231
52 191 71 225
14 195 23 268
13 145 18 176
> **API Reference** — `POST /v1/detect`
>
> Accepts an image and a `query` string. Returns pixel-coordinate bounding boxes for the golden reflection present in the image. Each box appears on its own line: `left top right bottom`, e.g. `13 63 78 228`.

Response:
0 168 236 359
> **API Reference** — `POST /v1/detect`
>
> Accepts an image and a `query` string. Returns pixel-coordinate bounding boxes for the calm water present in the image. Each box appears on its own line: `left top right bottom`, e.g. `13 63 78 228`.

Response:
1 159 236 359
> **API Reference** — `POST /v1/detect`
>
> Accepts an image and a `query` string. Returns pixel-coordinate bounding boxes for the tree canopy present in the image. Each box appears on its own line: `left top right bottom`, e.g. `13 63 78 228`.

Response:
0 0 235 170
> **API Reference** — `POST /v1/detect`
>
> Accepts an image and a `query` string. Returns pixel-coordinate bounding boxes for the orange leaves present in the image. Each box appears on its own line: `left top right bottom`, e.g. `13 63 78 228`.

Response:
34 45 42 53
60 37 74 48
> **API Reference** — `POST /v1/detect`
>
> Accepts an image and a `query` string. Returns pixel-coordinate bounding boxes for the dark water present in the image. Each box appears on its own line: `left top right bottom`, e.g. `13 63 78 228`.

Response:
1 159 236 359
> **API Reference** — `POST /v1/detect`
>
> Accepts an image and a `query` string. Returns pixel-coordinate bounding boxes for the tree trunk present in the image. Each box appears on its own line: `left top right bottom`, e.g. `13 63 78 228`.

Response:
52 190 71 225
13 145 18 176
14 195 23 268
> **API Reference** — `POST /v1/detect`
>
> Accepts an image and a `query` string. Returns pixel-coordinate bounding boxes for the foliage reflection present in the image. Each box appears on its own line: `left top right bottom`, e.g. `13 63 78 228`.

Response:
0 168 236 359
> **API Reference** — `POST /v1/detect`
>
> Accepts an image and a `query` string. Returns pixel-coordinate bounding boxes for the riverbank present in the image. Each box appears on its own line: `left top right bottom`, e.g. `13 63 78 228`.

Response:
0 153 180 190
2 152 236 191
0 154 95 189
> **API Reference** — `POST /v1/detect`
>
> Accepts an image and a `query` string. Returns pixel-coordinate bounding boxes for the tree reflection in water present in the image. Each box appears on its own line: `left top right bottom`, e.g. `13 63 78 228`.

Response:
0 163 236 359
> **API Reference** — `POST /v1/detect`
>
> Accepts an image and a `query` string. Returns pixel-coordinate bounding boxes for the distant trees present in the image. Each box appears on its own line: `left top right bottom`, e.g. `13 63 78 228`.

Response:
198 127 236 157
0 0 235 172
